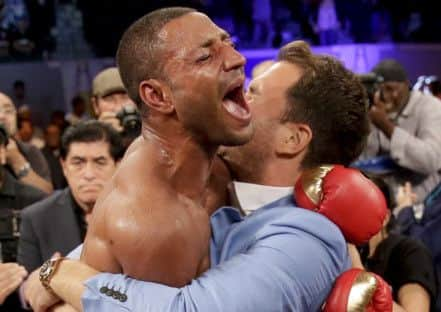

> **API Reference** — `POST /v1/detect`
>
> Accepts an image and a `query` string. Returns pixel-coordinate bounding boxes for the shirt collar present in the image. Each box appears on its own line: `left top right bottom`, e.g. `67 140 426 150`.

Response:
231 181 293 215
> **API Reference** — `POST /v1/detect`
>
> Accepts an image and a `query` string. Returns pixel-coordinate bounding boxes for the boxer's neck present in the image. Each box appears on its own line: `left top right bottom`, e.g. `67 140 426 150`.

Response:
143 122 217 203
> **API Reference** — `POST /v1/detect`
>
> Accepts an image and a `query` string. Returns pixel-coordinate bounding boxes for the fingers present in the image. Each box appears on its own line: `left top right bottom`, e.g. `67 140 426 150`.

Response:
404 182 418 204
0 273 25 303
51 252 62 259
372 90 383 107
23 269 40 306
98 112 123 132
6 137 18 150
347 244 364 270
0 263 28 304
24 268 60 312
396 182 418 211
0 263 27 282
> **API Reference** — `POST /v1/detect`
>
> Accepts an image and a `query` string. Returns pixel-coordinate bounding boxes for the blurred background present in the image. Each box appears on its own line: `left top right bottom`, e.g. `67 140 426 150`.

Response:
0 0 440 125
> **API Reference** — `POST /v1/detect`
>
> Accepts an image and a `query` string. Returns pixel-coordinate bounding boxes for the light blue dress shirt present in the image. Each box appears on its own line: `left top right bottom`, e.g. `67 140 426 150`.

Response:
81 196 350 311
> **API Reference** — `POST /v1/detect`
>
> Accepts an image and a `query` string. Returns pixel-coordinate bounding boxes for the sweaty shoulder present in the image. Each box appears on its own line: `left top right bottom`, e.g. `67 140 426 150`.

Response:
92 138 173 225
82 140 174 274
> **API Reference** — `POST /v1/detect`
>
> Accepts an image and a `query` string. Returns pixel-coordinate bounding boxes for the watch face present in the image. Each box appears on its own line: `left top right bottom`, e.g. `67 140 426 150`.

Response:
40 260 53 280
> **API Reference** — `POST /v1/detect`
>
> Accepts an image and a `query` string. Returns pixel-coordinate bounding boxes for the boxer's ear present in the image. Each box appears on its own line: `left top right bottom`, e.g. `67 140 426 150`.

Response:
139 79 175 114
275 123 311 156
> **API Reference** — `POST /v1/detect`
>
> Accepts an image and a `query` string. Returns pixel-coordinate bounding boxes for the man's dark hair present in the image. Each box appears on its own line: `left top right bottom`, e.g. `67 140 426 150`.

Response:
116 7 196 109
278 41 369 168
60 120 124 161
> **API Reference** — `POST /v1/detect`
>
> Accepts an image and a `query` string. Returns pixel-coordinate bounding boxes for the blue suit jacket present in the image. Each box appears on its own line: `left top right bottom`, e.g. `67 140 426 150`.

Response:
81 195 350 311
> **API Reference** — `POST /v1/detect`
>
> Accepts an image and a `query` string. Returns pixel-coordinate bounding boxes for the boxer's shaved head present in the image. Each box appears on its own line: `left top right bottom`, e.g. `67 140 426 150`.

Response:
116 7 196 108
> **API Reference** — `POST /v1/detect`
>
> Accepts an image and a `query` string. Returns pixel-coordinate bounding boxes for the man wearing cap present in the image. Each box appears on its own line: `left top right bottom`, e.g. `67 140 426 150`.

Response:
91 67 135 132
361 59 441 201
0 124 46 311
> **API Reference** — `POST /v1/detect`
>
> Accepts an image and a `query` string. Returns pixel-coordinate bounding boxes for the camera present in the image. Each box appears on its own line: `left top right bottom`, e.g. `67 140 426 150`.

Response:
358 73 384 107
116 105 141 147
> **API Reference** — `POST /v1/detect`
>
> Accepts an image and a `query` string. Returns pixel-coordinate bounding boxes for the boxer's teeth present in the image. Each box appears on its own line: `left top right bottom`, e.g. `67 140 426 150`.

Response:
223 99 249 119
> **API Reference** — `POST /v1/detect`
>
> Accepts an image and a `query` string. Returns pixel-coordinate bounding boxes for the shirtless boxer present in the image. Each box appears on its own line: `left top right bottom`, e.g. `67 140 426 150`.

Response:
80 7 253 287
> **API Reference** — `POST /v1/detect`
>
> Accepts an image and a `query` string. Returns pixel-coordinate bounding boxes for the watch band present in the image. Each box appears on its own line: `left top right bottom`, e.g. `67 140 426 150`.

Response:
39 257 65 293
16 162 31 179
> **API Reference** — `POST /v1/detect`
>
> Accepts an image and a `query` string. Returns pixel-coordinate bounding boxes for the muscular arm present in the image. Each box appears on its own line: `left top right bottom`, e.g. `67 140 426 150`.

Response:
80 192 125 276
81 187 205 287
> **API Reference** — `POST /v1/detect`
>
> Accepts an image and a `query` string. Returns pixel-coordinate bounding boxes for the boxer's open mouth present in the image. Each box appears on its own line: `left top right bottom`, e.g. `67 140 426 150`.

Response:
222 81 251 123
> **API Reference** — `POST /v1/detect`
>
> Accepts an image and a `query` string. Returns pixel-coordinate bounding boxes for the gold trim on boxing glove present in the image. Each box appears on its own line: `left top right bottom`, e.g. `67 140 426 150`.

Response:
347 271 378 312
300 165 334 207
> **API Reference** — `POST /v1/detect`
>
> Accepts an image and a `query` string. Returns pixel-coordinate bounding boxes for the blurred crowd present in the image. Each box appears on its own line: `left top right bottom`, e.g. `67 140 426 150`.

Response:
1 0 441 61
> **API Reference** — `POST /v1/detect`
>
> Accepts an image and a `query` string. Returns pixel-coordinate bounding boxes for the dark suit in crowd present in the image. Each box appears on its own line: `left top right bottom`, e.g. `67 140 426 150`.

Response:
17 188 87 273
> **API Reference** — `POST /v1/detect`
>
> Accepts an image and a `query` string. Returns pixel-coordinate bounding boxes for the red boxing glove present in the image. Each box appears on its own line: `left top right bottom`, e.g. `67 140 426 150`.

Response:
294 165 387 245
323 268 393 312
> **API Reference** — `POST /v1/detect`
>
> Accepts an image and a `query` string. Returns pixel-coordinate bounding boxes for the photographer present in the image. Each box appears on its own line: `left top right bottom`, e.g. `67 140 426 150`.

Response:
0 124 45 310
361 59 441 202
0 92 53 194
91 67 141 149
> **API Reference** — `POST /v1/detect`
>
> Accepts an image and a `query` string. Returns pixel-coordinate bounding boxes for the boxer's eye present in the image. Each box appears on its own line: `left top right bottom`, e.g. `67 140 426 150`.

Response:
197 54 211 63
